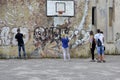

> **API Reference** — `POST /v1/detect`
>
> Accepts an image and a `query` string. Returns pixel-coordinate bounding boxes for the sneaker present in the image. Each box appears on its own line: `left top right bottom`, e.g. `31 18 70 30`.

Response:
90 60 96 62
96 58 99 60
24 56 27 60
102 60 106 63
97 60 102 63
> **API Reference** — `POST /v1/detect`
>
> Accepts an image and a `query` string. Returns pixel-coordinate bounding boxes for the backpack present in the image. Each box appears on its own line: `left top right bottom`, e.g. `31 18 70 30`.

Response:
97 39 102 46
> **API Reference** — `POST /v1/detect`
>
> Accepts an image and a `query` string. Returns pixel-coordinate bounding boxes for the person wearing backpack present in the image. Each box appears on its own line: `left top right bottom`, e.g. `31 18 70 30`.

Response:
89 31 96 62
94 29 106 63
100 31 105 51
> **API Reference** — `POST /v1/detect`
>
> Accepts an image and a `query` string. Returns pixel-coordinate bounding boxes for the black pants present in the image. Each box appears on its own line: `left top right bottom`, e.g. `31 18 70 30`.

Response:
91 48 95 60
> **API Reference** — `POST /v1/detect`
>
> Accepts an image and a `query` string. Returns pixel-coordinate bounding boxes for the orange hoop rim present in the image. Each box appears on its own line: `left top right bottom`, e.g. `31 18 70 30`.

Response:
58 11 63 14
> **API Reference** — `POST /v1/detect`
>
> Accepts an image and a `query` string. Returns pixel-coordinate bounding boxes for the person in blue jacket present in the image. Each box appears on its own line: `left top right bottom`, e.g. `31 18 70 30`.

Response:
61 33 70 61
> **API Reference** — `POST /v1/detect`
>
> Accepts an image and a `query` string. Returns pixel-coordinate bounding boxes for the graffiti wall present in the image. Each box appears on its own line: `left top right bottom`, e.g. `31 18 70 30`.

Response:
0 0 92 58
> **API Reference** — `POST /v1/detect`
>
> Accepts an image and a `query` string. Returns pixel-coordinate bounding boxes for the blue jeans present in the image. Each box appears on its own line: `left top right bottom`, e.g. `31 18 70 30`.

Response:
97 46 104 55
18 44 26 58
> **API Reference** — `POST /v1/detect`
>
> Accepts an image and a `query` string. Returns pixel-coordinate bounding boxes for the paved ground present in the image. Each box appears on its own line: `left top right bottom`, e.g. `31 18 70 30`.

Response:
0 55 120 80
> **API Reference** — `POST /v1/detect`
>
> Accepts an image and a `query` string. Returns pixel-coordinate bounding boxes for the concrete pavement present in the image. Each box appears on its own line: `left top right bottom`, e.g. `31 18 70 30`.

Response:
0 55 120 80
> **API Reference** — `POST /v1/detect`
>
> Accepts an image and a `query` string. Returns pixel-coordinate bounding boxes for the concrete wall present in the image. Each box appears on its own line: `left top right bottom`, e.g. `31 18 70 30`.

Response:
91 0 120 55
0 0 92 58
114 0 120 54
0 0 119 58
0 0 52 58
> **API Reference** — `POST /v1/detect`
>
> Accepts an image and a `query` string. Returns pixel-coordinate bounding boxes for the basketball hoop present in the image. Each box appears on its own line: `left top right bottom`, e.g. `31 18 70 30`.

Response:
58 11 63 14
58 11 63 16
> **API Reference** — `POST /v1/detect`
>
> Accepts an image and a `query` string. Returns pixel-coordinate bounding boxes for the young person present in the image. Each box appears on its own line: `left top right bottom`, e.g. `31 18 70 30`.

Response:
15 28 26 59
61 33 70 61
89 31 96 62
94 29 106 63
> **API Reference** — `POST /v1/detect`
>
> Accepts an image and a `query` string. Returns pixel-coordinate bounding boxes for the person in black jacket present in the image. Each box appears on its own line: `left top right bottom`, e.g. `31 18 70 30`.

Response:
15 28 26 59
89 31 96 62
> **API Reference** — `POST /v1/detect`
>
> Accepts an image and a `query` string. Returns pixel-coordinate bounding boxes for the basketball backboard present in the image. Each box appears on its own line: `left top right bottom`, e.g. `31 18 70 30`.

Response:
46 0 75 17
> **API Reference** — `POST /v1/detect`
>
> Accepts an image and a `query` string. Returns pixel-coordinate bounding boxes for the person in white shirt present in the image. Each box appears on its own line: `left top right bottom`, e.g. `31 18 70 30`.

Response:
94 29 106 63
